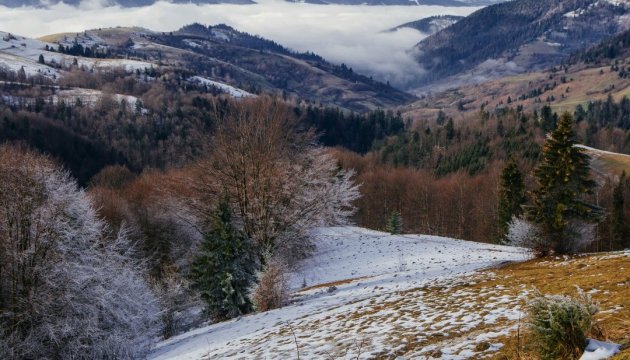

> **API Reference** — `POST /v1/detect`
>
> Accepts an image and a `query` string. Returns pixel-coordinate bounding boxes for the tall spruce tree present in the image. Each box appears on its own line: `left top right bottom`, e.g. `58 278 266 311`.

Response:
190 197 256 321
386 210 403 235
528 112 602 254
497 157 526 243
611 171 627 250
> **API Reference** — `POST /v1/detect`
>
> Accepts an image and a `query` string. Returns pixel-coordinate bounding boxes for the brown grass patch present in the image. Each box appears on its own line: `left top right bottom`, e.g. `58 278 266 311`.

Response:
296 276 373 293
485 252 630 359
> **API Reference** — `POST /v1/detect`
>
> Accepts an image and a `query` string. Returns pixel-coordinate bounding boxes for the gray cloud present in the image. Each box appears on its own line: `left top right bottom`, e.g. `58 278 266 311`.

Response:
0 0 478 89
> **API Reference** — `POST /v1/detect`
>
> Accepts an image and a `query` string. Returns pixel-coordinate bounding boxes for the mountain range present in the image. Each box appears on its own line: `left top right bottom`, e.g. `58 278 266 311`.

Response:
410 0 630 92
0 0 506 6
0 24 414 111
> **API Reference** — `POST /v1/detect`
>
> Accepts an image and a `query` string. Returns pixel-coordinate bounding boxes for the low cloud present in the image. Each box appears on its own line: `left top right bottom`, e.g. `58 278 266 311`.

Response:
0 0 478 89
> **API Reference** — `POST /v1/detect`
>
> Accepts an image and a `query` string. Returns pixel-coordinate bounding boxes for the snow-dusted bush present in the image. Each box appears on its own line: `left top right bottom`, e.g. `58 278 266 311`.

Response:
507 217 597 255
0 146 160 359
563 220 597 254
527 288 598 360
506 217 544 251
251 256 289 312
153 274 202 339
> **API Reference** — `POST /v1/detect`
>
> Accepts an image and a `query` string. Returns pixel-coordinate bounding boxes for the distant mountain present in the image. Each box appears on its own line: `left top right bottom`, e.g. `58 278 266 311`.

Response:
388 15 463 35
0 0 512 6
411 0 630 90
0 24 413 111
285 0 468 5
0 0 254 7
159 23 415 110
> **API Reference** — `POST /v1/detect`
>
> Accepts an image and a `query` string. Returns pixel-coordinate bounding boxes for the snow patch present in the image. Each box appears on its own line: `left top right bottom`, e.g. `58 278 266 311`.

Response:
580 339 621 360
190 76 253 98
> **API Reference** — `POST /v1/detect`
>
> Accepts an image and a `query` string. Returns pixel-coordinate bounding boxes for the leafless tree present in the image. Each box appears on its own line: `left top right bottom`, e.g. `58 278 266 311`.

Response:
191 97 360 263
0 146 160 359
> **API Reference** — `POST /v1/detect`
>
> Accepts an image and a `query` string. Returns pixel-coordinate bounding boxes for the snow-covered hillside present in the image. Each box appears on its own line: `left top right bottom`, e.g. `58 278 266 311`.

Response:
0 31 153 77
149 227 529 360
0 31 250 99
190 76 253 98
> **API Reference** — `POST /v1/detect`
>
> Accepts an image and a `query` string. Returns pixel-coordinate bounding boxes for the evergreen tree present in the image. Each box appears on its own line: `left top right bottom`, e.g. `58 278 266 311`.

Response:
540 105 557 133
436 110 446 126
528 112 602 254
445 118 455 141
497 157 526 243
17 66 26 83
190 197 256 321
611 171 627 249
38 54 45 64
386 210 403 235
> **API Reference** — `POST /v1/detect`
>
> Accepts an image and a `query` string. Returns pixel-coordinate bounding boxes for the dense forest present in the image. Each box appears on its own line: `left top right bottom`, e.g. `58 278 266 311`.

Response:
2 63 629 247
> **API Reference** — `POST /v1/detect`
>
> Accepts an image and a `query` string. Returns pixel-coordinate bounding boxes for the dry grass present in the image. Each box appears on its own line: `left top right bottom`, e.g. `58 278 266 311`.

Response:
585 148 630 176
485 252 630 359
295 276 373 293
199 251 629 359
403 57 630 126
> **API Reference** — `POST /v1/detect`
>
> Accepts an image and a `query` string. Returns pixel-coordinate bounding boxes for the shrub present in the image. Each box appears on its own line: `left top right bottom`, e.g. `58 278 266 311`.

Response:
508 218 597 256
506 218 547 256
527 288 598 360
251 257 289 312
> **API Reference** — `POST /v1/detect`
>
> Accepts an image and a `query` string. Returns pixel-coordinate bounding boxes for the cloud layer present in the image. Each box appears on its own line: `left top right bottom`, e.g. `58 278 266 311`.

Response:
0 0 478 88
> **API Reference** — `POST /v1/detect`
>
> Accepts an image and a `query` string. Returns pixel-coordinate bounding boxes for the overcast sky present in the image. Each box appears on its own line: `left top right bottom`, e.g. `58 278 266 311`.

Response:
0 0 479 88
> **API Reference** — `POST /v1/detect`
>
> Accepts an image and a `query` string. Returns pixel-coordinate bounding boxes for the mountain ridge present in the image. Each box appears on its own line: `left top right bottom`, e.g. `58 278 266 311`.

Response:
0 24 415 111
410 0 630 91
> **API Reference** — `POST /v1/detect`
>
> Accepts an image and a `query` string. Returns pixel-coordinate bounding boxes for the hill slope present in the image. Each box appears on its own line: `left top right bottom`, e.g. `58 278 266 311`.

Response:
149 227 630 359
0 0 254 6
411 0 630 90
17 25 414 111
388 15 463 35
149 226 530 359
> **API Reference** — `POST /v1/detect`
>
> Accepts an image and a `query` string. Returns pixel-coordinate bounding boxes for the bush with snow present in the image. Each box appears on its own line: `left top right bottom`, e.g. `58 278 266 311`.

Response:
251 255 289 312
527 288 598 360
507 217 596 255
506 217 544 250
0 146 160 359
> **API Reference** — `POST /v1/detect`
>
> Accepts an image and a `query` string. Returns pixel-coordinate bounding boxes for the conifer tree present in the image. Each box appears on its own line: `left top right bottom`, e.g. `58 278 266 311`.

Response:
611 171 627 250
190 197 256 320
386 210 403 235
528 112 602 254
497 157 526 243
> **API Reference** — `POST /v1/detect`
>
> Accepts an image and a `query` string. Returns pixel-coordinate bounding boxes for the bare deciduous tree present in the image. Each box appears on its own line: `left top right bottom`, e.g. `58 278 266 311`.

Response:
192 97 360 263
0 146 159 359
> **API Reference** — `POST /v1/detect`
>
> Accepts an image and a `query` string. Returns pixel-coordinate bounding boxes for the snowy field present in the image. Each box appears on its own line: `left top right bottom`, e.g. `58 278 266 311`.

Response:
0 31 153 77
149 227 530 359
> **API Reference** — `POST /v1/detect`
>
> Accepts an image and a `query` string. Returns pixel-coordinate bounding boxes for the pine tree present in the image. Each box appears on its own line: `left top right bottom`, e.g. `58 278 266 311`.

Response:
611 171 627 250
386 210 403 235
445 118 455 140
497 157 526 243
38 54 45 64
528 112 602 254
17 66 26 82
190 197 256 321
